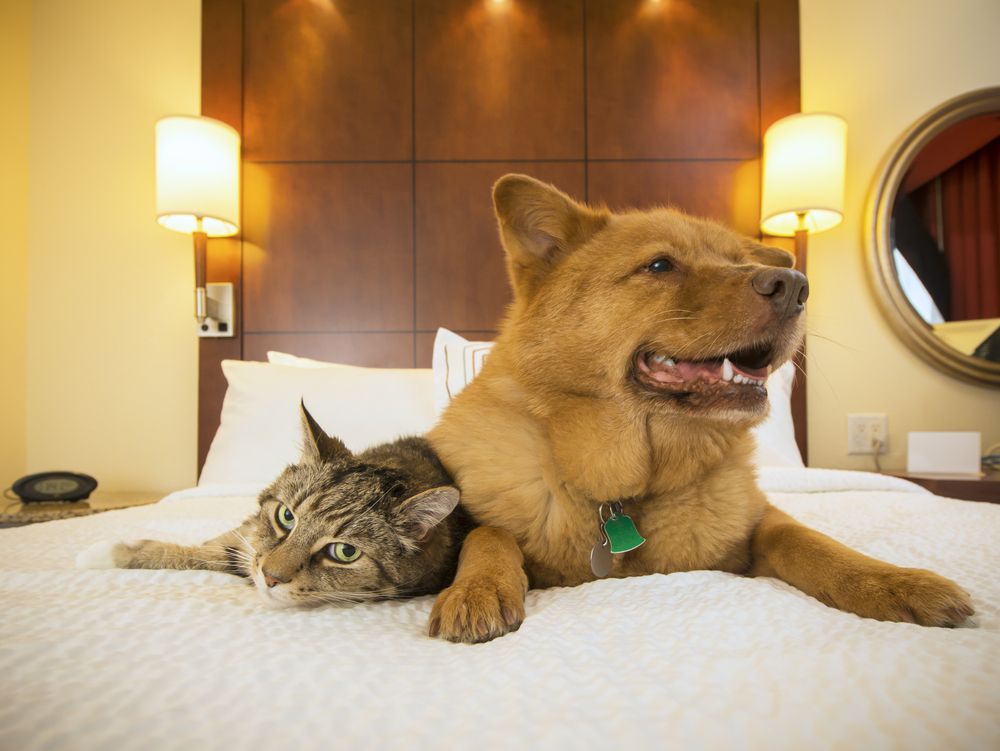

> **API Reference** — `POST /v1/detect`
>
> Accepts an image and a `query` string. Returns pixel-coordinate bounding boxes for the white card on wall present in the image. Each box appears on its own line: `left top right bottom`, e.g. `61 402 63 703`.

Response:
907 432 981 475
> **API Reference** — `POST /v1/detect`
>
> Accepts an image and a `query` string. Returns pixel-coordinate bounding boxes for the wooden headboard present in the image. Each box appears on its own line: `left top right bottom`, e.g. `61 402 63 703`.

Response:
199 0 804 472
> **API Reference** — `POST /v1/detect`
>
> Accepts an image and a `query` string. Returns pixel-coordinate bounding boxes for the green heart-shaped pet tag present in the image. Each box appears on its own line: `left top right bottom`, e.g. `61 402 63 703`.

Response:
603 514 646 554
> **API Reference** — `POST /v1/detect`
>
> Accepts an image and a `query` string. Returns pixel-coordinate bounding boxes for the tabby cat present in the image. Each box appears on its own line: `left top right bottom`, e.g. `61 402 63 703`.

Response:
78 403 472 608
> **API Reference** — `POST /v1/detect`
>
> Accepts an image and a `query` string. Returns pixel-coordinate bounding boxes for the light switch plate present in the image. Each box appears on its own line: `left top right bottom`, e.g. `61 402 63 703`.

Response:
197 282 235 338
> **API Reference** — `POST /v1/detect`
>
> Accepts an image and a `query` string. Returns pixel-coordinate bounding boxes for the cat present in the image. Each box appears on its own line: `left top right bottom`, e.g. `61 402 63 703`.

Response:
78 403 472 608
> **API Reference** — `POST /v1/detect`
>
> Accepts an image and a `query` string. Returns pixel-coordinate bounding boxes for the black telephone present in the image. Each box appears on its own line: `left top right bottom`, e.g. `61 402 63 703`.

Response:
9 472 98 503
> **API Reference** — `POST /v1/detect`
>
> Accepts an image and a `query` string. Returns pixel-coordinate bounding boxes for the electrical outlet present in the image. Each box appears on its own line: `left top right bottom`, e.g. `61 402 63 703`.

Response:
847 413 889 455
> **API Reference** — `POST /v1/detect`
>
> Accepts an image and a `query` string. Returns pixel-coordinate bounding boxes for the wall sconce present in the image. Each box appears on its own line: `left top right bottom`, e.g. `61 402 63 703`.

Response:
155 115 240 337
760 112 847 269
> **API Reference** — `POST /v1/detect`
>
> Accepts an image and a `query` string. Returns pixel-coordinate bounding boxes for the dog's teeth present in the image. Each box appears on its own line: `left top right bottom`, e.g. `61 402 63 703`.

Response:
721 358 734 382
734 374 746 385
649 354 676 367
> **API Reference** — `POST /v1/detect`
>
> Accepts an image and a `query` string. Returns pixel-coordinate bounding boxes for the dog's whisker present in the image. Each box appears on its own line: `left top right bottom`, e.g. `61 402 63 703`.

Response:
805 330 854 351
649 316 698 324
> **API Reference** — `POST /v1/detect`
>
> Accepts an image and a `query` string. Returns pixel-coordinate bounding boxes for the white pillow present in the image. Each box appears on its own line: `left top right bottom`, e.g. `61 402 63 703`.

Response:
429 328 804 468
266 351 342 369
751 361 804 467
431 328 495 414
199 360 436 486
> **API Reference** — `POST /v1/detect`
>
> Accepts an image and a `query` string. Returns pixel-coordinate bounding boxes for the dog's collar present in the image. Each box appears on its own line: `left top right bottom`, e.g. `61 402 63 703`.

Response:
590 500 646 578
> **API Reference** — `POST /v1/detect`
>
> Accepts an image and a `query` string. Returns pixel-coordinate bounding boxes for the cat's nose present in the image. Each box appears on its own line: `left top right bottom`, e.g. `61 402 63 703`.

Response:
263 570 287 588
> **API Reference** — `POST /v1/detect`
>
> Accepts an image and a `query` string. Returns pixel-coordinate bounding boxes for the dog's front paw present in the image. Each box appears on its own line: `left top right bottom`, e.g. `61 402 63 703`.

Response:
428 573 526 644
830 566 974 627
75 540 142 569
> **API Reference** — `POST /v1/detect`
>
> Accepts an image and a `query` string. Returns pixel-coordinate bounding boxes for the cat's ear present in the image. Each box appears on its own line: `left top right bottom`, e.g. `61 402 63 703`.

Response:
299 400 351 464
394 486 460 542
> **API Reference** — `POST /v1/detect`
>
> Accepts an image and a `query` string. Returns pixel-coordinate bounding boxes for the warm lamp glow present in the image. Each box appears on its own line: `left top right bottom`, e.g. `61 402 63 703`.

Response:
760 113 846 237
156 116 240 237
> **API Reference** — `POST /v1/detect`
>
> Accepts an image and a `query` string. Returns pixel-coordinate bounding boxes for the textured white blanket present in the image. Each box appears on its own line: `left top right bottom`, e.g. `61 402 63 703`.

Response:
1 469 998 751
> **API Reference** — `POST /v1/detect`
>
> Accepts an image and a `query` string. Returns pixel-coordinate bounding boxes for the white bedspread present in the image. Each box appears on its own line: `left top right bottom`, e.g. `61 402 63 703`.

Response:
1 468 998 751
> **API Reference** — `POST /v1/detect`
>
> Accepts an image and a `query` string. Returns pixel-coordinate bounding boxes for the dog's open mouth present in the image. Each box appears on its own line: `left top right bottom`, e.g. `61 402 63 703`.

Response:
634 342 775 406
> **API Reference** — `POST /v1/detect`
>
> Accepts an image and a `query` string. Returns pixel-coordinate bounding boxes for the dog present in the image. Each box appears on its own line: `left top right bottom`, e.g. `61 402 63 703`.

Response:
427 174 973 643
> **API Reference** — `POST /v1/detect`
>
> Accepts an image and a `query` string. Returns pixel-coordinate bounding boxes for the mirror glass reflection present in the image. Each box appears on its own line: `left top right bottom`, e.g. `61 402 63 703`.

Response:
890 112 1000 363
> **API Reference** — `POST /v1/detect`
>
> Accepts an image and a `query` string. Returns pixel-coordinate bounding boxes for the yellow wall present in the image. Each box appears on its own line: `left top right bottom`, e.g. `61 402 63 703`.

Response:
13 0 999 494
0 0 31 490
26 0 201 493
800 0 1000 470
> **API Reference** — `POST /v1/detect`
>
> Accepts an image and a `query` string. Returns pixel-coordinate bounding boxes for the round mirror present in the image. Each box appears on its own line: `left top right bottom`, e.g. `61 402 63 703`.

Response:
867 87 1000 387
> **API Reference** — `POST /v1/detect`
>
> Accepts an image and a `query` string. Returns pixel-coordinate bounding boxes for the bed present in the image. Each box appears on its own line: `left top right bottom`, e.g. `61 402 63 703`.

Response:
2 348 998 750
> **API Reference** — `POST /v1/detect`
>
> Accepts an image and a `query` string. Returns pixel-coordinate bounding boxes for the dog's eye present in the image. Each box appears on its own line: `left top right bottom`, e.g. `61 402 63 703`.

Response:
647 258 675 273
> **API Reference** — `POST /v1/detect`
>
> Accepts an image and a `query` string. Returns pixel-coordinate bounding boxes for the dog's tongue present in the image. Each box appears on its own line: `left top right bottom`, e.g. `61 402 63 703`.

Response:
645 357 721 383
674 360 721 382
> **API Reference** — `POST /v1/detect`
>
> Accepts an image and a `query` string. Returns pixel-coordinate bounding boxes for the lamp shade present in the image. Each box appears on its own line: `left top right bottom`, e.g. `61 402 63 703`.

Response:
760 112 846 236
156 115 240 237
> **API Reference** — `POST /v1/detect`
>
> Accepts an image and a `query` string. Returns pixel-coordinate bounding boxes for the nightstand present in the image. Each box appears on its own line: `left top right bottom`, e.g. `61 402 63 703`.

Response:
889 472 1000 504
0 491 160 528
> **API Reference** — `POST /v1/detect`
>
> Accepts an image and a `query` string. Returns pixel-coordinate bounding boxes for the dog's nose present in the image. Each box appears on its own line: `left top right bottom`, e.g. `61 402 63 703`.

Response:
262 570 287 588
751 268 809 319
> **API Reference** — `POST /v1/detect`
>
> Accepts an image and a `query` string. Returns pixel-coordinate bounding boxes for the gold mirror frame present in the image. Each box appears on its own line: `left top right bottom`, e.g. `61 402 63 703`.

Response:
866 86 1000 387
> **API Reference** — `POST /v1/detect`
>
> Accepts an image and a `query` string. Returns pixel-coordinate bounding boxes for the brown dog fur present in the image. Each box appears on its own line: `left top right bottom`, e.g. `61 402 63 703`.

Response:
427 174 973 643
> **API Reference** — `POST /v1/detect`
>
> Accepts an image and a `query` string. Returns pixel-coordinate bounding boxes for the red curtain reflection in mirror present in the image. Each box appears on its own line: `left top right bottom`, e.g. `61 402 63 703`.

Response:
911 136 1000 321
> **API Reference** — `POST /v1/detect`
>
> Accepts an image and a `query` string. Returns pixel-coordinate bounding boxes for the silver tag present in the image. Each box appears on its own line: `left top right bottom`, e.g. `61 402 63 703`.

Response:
590 533 612 578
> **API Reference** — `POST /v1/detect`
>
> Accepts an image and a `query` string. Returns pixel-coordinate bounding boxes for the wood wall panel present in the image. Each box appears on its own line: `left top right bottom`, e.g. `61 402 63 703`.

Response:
197 236 243 471
201 0 243 133
244 333 415 368
416 162 586 331
588 160 761 237
415 0 585 159
200 0 804 470
243 0 412 161
243 162 414 333
759 0 802 132
199 0 243 473
586 0 759 159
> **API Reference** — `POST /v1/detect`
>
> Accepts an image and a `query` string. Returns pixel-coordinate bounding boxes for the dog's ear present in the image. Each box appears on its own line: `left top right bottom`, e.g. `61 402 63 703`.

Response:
299 400 351 464
493 174 608 297
745 242 796 269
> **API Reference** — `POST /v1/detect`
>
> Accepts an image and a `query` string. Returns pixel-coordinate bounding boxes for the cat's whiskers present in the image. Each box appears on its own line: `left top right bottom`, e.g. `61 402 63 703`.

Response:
306 585 404 605
202 542 252 557
306 591 371 606
231 531 258 556
199 542 256 572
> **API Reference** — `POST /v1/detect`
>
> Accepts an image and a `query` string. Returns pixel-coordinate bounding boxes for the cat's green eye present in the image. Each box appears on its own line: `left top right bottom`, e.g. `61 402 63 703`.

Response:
275 503 296 531
327 542 362 563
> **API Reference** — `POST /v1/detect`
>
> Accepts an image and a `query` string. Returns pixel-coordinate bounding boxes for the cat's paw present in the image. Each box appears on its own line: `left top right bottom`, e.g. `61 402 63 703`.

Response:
428 572 526 644
828 566 974 627
75 540 140 569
